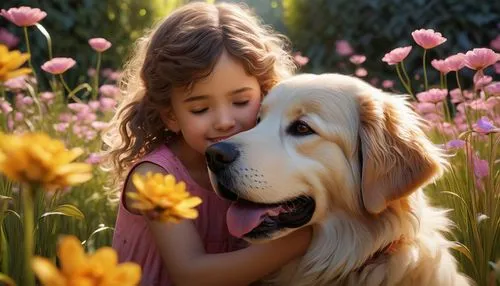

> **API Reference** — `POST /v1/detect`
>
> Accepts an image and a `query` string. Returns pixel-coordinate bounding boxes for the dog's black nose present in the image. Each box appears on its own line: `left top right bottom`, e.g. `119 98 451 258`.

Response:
205 142 240 173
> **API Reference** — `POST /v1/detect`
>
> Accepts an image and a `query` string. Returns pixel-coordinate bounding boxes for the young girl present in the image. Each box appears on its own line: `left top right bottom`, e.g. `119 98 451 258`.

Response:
103 2 312 285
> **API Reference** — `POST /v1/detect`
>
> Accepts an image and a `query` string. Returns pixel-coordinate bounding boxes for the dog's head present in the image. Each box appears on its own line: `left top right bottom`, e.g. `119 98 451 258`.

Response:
206 73 445 242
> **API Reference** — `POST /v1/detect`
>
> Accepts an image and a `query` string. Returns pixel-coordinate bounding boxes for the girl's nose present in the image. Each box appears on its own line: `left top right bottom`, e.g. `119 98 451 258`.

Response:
214 110 236 131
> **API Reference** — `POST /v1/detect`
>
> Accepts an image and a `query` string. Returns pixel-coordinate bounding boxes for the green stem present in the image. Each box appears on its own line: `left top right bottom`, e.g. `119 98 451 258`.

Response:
396 63 415 100
23 27 38 93
455 71 472 130
22 185 35 286
93 52 102 100
0 85 5 99
58 74 81 103
423 49 428 90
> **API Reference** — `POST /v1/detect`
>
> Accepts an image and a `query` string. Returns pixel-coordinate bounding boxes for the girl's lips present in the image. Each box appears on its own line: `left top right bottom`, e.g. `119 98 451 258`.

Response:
209 136 232 143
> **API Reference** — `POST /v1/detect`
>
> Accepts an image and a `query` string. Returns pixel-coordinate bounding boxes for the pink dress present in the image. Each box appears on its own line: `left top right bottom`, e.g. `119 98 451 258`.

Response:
112 144 247 285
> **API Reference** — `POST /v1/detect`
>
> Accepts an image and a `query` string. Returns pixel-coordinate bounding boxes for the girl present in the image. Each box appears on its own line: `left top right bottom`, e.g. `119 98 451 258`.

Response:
103 2 312 286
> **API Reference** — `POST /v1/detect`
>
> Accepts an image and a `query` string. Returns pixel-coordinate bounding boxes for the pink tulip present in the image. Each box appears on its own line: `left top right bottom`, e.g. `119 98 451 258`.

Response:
88 37 112 52
431 59 450 74
335 40 353 56
444 53 466 71
293 52 309 67
382 46 412 65
355 67 367 77
349 54 366 65
0 6 47 27
411 29 447 49
0 28 20 48
490 35 500 51
416 88 448 103
464 48 500 70
41 57 76 75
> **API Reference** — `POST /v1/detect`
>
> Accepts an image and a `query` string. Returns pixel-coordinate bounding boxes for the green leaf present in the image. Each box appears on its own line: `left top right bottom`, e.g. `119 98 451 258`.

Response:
40 204 85 221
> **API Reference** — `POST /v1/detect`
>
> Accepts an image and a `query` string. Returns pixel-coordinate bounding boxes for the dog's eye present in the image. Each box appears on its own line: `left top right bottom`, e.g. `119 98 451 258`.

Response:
287 120 315 136
256 116 261 124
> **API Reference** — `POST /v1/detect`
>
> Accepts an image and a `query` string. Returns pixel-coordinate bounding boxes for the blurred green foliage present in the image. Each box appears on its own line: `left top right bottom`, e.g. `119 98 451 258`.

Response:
1 0 186 89
282 0 500 89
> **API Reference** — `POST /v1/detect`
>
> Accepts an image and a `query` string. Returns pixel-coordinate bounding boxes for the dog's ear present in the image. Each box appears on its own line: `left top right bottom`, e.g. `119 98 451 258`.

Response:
358 91 445 214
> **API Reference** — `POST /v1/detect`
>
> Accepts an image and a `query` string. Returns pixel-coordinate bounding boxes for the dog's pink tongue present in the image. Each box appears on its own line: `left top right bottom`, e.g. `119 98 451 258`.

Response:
226 201 282 238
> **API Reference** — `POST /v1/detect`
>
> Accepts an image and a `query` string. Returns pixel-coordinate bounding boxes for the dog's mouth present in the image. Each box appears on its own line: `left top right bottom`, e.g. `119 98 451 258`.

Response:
226 195 315 239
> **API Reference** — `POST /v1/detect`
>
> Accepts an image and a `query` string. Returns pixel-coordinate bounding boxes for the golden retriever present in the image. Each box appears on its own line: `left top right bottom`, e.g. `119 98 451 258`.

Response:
206 73 471 285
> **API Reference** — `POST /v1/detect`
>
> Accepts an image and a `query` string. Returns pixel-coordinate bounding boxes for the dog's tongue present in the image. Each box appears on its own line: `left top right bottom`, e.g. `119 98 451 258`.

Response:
226 201 283 238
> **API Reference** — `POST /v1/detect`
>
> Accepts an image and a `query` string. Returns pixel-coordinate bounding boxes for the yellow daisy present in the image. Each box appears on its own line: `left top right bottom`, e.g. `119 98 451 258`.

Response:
0 44 31 82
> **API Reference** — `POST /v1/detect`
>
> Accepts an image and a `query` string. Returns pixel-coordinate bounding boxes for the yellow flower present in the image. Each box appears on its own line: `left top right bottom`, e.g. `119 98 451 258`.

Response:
0 44 31 82
0 132 92 189
32 235 142 286
129 172 202 223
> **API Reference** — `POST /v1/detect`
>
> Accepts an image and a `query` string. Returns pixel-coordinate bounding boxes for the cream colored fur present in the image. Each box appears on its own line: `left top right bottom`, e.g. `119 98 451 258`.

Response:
215 74 471 286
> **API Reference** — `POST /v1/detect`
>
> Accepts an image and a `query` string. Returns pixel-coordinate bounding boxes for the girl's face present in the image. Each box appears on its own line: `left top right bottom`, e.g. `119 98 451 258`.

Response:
165 50 262 155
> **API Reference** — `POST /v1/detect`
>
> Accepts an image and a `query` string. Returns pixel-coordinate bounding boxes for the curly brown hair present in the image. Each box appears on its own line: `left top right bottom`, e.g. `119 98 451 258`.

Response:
102 2 296 185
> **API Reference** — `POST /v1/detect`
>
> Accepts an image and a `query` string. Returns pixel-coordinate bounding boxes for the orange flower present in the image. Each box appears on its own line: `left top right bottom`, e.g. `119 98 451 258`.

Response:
128 172 202 222
32 235 141 286
0 44 31 82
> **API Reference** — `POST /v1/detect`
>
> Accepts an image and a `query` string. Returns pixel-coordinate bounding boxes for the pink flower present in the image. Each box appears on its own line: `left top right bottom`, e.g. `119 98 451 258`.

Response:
382 46 412 65
415 102 441 114
85 153 102 165
411 29 447 49
99 84 120 98
490 35 500 51
91 121 109 131
0 98 13 114
335 40 354 56
293 52 309 67
473 72 492 91
40 92 55 104
349 54 366 65
473 116 496 134
472 155 489 179
88 38 112 53
99 97 116 112
87 68 96 77
495 63 500 74
0 6 47 27
41 57 76 75
54 122 69 132
444 53 466 71
14 111 23 121
4 75 28 90
464 48 500 70
382 80 394 89
355 67 367 77
0 28 20 48
416 88 448 103
88 100 100 111
485 82 500 96
431 59 451 74
67 103 89 113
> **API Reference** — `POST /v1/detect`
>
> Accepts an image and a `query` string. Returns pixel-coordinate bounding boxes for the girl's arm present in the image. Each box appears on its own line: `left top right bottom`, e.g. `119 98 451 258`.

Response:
126 162 312 286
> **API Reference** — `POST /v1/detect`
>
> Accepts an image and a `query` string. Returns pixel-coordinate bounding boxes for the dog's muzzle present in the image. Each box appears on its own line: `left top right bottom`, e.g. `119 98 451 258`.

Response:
206 142 240 200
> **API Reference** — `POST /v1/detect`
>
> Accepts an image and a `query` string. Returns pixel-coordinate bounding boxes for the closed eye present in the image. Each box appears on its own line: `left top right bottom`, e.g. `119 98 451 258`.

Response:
190 108 208 114
234 100 249 106
286 120 315 136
